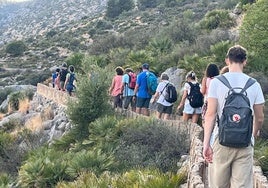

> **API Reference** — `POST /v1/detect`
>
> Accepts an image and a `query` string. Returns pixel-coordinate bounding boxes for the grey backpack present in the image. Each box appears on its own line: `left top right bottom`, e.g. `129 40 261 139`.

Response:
216 75 256 148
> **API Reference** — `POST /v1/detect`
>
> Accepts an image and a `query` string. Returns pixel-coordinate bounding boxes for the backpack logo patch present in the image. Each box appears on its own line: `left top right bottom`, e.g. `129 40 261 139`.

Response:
146 72 158 95
216 75 256 148
232 114 241 123
187 82 203 108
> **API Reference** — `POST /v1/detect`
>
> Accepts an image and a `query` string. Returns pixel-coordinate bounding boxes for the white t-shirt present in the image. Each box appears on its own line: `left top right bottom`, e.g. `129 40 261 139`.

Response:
208 72 265 146
156 80 173 106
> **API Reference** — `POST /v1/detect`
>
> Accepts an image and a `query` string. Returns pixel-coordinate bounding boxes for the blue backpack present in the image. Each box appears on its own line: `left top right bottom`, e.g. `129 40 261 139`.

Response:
146 72 158 95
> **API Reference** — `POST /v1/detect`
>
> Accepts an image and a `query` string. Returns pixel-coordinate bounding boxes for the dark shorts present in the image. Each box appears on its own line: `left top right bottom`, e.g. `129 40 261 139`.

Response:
114 94 122 108
123 96 136 109
136 97 151 108
157 103 173 115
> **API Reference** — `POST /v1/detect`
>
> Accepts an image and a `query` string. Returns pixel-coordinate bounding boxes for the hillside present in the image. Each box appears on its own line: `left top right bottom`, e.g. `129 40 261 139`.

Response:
0 0 239 86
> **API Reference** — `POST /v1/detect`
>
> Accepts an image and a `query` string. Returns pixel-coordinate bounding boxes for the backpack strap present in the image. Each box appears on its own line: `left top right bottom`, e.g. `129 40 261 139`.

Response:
240 78 256 94
217 75 256 94
160 82 169 95
216 75 232 89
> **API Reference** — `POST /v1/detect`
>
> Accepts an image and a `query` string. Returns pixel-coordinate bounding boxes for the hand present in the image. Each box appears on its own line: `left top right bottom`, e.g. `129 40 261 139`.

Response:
203 145 213 163
177 104 183 111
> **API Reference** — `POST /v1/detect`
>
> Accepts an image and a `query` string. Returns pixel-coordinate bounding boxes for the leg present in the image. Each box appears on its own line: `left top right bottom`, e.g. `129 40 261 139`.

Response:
136 107 141 114
182 113 190 121
230 146 253 188
141 98 151 116
163 105 172 120
191 114 200 123
136 97 144 114
142 108 150 116
163 113 170 120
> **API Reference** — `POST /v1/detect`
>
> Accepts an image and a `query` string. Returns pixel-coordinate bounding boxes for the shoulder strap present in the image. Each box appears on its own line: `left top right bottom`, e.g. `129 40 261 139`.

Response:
241 78 256 94
216 75 232 89
160 82 169 94
187 81 193 87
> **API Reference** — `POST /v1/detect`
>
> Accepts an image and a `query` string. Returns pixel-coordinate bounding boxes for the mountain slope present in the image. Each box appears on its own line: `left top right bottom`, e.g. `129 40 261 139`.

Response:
0 0 107 43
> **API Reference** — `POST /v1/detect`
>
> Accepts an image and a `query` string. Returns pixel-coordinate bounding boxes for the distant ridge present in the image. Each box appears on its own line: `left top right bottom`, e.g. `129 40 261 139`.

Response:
0 0 107 43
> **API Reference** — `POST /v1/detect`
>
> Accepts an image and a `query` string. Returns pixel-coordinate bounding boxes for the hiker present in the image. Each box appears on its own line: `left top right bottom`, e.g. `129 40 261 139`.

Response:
200 63 219 126
134 63 157 116
203 45 264 188
220 65 229 74
152 73 176 120
109 66 124 108
52 67 60 89
121 68 136 112
59 63 69 91
177 71 203 123
64 65 77 96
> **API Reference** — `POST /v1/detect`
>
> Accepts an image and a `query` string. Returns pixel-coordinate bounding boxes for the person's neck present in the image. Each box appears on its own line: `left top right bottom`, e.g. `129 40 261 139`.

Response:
228 63 244 73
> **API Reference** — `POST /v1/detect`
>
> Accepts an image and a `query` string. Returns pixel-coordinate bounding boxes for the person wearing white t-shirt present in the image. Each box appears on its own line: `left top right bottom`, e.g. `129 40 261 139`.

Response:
152 73 173 120
203 45 265 188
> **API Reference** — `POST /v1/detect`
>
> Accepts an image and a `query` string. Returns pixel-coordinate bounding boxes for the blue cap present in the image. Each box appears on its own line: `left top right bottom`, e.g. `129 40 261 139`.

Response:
142 63 149 69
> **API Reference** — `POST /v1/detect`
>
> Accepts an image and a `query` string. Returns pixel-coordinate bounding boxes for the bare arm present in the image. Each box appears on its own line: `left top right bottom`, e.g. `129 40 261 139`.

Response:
177 89 188 109
153 91 160 103
203 97 217 163
200 77 207 95
109 78 115 95
253 103 264 137
134 84 139 96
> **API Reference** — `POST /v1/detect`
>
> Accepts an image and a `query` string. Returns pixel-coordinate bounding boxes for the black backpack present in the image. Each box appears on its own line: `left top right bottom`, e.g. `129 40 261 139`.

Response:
216 75 256 148
187 82 204 108
60 69 68 82
161 83 177 103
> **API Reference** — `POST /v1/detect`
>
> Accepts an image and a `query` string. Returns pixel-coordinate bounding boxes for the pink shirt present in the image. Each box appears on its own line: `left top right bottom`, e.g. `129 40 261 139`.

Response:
111 75 122 96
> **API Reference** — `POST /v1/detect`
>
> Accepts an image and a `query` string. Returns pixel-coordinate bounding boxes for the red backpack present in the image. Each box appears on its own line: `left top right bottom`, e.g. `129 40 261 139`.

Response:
128 72 137 89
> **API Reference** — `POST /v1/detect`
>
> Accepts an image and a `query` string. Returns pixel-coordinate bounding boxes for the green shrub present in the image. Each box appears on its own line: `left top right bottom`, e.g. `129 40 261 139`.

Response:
115 118 188 172
254 139 268 176
5 41 27 56
66 53 85 74
18 147 71 188
0 173 13 187
56 169 187 188
66 149 116 178
0 88 13 105
240 0 268 75
106 0 135 18
199 9 235 30
9 92 25 111
66 64 112 142
137 0 159 10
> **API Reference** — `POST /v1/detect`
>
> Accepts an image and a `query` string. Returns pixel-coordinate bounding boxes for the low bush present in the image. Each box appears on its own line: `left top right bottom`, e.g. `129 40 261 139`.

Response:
56 168 187 188
115 118 188 172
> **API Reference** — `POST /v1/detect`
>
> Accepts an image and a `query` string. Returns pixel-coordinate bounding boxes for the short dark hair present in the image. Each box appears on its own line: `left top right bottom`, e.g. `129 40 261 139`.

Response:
69 65 75 72
115 67 124 75
125 68 133 73
142 63 149 70
226 45 247 63
205 63 219 78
